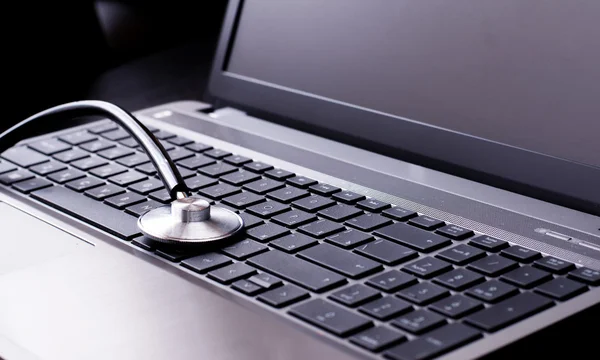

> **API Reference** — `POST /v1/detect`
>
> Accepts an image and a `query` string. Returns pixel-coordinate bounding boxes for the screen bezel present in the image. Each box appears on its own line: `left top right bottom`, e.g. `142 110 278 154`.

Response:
207 0 600 216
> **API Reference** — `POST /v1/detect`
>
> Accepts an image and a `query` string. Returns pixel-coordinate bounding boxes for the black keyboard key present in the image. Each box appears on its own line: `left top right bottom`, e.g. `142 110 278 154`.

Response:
223 155 252 166
177 155 216 170
535 277 587 300
116 153 150 167
13 178 52 193
298 243 382 278
158 141 175 152
431 294 484 319
246 223 290 242
185 142 212 153
180 252 232 274
2 147 48 167
118 138 139 148
469 236 509 252
167 148 194 161
433 268 484 291
125 200 163 217
465 292 553 332
185 174 218 191
31 186 140 239
0 161 17 174
155 248 199 262
382 207 417 221
298 219 344 238
79 139 116 153
289 299 372 337
366 270 418 293
148 188 172 203
52 149 89 163
270 233 318 253
243 178 284 194
199 183 241 200
466 280 518 303
391 309 446 335
65 176 104 192
408 215 445 230
357 198 391 212
243 161 273 173
204 148 231 159
258 284 309 308
135 163 157 175
292 195 335 212
436 244 486 265
48 169 85 184
533 256 575 274
231 280 264 296
167 136 193 146
326 229 373 249
59 131 97 145
221 239 268 260
500 265 552 288
375 223 452 253
247 250 346 292
199 162 238 177
109 171 147 187
468 254 518 276
222 191 265 209
568 267 600 285
359 296 412 320
97 146 134 160
436 225 474 240
85 184 125 200
28 138 71 155
220 170 261 186
355 238 418 266
332 190 365 204
71 157 108 171
239 212 263 229
266 186 309 203
286 175 317 188
248 272 283 289
128 178 164 195
101 128 129 141
152 130 175 140
271 209 316 228
105 192 145 209
30 161 66 176
398 282 449 305
207 262 257 284
318 203 363 222
246 200 289 218
350 326 405 352
89 122 118 134
384 323 482 360
0 170 34 185
346 213 392 232
309 183 341 196
501 245 541 263
403 257 452 279
264 168 295 180
90 164 128 179
329 284 381 307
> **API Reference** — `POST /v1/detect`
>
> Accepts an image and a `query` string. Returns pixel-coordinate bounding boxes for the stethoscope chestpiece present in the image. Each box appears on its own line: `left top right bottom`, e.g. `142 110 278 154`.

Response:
138 196 244 247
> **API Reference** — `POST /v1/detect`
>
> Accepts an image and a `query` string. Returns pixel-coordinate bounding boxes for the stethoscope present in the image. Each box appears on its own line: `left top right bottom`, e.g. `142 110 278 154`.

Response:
0 100 244 248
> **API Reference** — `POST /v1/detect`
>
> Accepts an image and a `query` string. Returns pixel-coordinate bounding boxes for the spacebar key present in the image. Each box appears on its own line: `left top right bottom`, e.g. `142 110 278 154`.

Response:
31 186 141 240
247 250 347 292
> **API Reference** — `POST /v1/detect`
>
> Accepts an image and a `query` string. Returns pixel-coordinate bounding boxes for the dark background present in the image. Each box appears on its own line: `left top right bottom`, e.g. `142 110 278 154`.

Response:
3 1 227 132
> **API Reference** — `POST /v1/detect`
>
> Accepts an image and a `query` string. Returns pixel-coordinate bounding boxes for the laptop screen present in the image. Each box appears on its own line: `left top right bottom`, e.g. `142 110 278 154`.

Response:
226 0 600 169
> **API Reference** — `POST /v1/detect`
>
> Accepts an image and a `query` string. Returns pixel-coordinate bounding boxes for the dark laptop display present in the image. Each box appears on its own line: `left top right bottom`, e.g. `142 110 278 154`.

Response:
211 0 600 215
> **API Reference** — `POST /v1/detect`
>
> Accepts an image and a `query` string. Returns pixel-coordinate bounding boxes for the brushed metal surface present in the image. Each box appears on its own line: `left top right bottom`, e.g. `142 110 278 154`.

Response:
0 199 358 360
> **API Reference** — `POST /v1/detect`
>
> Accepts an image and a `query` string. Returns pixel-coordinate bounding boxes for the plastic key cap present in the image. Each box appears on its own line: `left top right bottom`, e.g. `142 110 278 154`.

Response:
535 277 587 300
358 296 412 321
345 213 393 232
374 223 452 253
13 178 52 193
52 149 89 163
326 229 373 249
1 147 48 167
297 243 383 278
85 184 125 200
289 299 372 336
271 209 316 228
258 284 309 308
0 170 34 185
270 233 318 253
180 253 232 274
329 284 381 307
390 309 446 334
350 326 406 352
366 270 417 293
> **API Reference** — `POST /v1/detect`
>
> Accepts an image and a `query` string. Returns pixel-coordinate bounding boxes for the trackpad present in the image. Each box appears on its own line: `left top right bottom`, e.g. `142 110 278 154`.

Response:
0 202 91 275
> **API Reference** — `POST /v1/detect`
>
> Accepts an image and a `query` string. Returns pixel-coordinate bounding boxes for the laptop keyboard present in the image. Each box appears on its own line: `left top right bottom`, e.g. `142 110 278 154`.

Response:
1 120 598 360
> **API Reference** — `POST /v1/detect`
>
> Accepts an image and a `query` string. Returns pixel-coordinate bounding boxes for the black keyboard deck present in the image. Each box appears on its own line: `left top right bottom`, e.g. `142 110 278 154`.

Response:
1 120 598 360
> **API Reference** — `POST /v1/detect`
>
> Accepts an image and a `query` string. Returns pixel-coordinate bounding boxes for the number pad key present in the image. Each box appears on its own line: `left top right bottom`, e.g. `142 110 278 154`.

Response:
468 254 518 276
534 278 587 300
501 245 541 263
533 257 575 274
500 266 552 288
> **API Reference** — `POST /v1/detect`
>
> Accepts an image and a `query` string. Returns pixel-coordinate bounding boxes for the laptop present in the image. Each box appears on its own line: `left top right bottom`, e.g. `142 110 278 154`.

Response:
1 1 599 359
